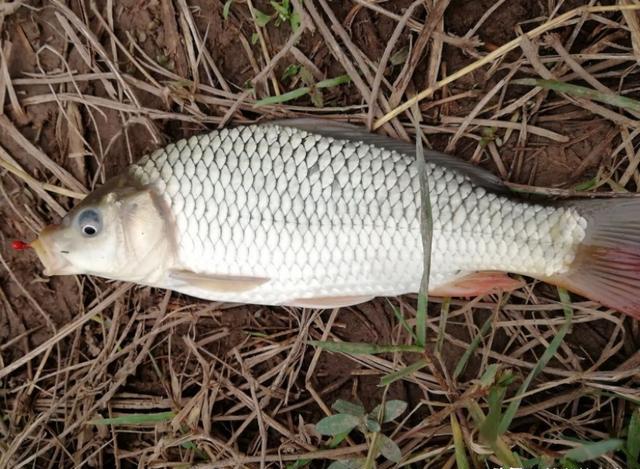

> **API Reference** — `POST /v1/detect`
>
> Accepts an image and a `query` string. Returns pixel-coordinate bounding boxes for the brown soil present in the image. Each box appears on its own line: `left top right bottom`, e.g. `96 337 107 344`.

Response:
1 1 638 468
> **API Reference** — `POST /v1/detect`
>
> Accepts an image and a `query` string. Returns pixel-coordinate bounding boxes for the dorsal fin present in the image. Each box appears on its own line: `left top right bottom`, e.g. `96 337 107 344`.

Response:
267 118 509 193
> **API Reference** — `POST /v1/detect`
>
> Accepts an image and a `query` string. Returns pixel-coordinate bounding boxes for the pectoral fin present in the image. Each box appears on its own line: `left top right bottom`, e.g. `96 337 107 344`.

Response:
169 270 269 293
430 271 523 297
282 295 373 308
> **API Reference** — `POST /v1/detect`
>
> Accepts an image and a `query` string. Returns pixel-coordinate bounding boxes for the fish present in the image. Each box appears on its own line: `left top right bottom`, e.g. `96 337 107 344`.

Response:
29 118 640 317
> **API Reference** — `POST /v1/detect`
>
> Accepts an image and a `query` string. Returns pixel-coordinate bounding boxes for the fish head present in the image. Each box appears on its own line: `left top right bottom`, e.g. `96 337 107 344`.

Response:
32 173 174 282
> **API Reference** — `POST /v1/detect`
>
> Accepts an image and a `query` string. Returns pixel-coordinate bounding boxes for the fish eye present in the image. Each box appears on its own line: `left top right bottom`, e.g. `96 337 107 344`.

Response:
77 209 102 238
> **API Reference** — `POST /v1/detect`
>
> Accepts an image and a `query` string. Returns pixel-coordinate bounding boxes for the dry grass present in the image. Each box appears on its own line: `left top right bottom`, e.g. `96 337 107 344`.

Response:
1 0 640 468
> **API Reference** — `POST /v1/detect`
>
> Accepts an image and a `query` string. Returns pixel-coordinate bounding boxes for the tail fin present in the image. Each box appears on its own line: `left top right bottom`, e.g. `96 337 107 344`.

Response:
549 198 640 319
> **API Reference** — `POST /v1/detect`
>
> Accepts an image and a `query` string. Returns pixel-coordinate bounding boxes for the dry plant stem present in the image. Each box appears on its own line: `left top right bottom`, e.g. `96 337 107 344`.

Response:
0 41 28 124
0 157 85 199
389 0 451 107
367 0 423 130
246 0 281 97
0 283 131 380
374 3 640 129
221 26 305 126
0 115 86 193
302 0 405 138
176 0 230 92
0 146 69 216
445 72 514 152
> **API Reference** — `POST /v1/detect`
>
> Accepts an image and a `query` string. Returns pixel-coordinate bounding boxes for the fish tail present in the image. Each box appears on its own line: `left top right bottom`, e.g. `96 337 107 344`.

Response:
547 198 640 319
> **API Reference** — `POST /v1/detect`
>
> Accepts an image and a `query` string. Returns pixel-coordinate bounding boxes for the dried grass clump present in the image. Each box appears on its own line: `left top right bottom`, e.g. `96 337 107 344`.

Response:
1 1 639 468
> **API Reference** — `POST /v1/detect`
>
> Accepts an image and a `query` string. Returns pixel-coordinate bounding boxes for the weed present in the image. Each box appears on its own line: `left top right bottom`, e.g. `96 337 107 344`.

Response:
314 399 408 468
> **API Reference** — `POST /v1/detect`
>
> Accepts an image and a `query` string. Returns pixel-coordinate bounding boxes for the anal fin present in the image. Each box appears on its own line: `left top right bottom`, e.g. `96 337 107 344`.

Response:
430 271 523 297
282 295 373 308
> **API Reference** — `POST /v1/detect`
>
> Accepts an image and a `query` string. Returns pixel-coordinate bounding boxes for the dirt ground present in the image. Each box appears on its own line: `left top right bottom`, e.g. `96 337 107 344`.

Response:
1 1 639 468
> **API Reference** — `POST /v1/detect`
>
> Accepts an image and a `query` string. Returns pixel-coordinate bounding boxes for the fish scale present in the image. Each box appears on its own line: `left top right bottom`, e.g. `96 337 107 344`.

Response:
125 122 586 305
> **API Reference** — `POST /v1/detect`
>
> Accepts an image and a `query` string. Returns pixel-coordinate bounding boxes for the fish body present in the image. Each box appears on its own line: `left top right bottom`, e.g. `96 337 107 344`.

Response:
32 120 640 316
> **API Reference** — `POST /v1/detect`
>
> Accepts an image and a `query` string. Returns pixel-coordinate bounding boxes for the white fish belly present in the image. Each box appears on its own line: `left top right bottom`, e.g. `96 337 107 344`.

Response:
131 124 587 305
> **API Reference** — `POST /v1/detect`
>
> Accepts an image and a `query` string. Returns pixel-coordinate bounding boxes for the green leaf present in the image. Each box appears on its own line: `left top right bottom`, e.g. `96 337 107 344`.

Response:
286 460 309 469
479 364 499 388
327 459 364 469
450 413 470 469
557 458 581 469
310 88 323 108
315 414 360 436
223 0 233 19
331 400 365 417
308 340 424 355
299 66 315 86
270 0 291 19
365 418 380 433
520 456 552 469
328 431 351 447
371 400 408 423
380 359 428 386
513 78 640 113
89 411 175 426
251 32 260 45
281 64 300 81
498 287 573 434
565 439 625 462
628 408 640 463
377 433 402 463
390 46 409 66
290 11 301 32
254 8 272 27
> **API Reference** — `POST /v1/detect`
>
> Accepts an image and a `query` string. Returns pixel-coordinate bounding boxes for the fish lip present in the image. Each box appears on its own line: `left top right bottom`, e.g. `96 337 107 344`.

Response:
31 228 75 276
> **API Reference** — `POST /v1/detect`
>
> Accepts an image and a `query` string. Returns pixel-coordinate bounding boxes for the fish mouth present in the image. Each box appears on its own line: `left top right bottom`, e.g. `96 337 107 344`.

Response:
31 226 75 276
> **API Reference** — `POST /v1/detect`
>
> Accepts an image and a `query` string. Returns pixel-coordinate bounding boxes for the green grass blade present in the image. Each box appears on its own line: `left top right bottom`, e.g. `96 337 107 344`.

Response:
513 78 640 112
379 359 429 387
628 408 640 464
309 341 423 355
89 411 175 426
435 297 450 355
565 439 625 462
414 125 432 348
223 0 233 19
573 176 598 191
254 8 272 27
254 87 310 106
388 300 418 342
450 413 470 469
416 293 427 348
479 383 507 442
315 74 351 89
498 287 574 434
453 314 493 380
254 74 350 106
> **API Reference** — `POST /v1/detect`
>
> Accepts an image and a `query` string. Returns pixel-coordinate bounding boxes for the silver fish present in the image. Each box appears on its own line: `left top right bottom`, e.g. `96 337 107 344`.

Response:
31 119 640 316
